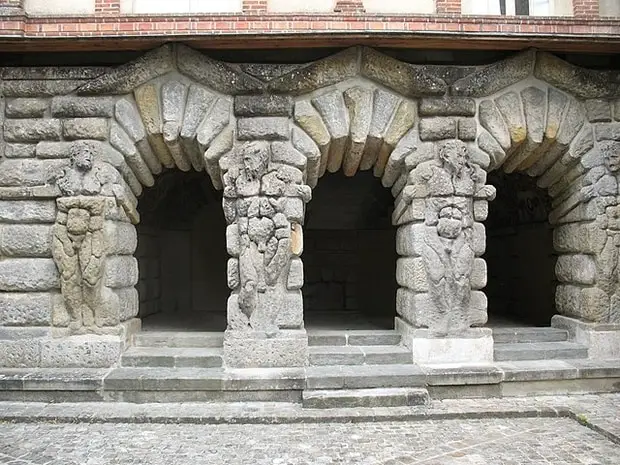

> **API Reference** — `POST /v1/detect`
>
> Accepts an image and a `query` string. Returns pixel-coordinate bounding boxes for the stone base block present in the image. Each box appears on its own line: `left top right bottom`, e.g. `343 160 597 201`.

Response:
396 317 493 364
223 329 308 368
552 315 620 359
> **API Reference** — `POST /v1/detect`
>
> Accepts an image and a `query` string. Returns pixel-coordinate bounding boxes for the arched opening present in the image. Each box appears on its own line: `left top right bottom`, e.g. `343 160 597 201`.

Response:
303 171 398 330
136 170 229 331
485 172 557 326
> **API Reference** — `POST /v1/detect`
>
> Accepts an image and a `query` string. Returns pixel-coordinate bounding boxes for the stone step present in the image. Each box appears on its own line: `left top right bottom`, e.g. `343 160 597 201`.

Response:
302 387 429 409
494 342 588 361
134 332 224 348
308 330 401 347
121 347 223 368
492 327 568 344
306 364 426 390
308 346 412 366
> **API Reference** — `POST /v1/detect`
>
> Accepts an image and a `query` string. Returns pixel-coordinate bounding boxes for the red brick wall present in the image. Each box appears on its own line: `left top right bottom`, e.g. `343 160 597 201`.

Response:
436 0 461 14
242 0 267 14
573 0 600 17
95 0 120 15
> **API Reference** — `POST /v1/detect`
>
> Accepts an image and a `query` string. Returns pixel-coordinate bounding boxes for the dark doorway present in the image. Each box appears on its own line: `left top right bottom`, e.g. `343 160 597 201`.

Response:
302 171 398 329
136 170 228 331
485 172 557 326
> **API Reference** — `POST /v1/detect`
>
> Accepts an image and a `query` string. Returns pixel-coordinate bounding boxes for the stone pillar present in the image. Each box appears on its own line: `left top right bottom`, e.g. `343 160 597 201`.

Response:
222 96 311 368
393 139 496 364
47 141 141 367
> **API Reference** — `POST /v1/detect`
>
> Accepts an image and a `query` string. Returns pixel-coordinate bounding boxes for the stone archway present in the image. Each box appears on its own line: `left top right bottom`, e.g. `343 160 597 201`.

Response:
46 45 620 368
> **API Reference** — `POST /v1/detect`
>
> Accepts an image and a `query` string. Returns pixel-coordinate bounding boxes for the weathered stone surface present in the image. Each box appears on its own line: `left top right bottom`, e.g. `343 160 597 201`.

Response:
196 98 232 149
478 100 511 151
535 52 619 99
62 118 108 141
223 329 308 368
522 86 547 144
452 49 535 97
35 141 72 159
227 258 240 290
5 98 48 118
51 96 115 118
105 256 139 289
267 47 359 96
180 85 216 171
495 91 527 148
419 98 476 117
0 338 41 367
419 118 457 141
204 125 233 189
105 222 138 255
78 45 174 95
396 257 427 292
293 101 330 175
556 254 596 285
40 335 123 368
287 257 304 290
162 80 188 125
291 126 321 188
382 129 417 188
0 224 52 257
1 80 84 98
115 99 146 142
237 117 290 141
0 159 68 187
376 100 417 177
342 86 372 176
361 47 446 98
109 122 155 187
234 95 293 117
4 119 62 142
134 83 175 169
0 200 56 223
177 44 263 95
116 287 139 321
312 90 349 172
271 142 307 170
5 143 36 159
595 123 620 141
458 118 477 141
585 99 612 123
0 292 53 326
0 258 59 291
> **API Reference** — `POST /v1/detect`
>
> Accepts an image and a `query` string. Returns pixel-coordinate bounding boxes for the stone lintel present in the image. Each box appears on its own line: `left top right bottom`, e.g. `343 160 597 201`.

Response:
396 318 494 364
552 315 620 360
223 329 309 368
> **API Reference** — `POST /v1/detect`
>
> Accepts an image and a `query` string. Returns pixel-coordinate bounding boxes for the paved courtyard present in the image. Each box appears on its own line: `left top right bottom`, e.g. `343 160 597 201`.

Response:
1 395 620 465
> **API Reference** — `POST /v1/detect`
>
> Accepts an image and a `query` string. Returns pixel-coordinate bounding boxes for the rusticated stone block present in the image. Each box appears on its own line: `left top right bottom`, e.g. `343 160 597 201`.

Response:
51 96 115 118
419 98 476 117
5 143 36 158
287 257 304 290
62 118 108 141
396 257 427 292
223 329 308 368
0 224 53 258
0 339 41 367
595 123 620 141
0 258 59 291
237 117 290 141
585 99 612 123
40 335 123 368
0 159 68 187
234 95 293 117
556 254 596 285
104 222 138 255
105 256 139 289
458 118 478 141
0 292 53 326
5 98 48 118
4 119 62 142
419 117 457 141
0 200 56 223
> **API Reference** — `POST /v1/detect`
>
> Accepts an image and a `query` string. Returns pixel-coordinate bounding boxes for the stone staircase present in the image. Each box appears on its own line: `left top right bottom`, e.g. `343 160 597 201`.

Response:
492 327 588 361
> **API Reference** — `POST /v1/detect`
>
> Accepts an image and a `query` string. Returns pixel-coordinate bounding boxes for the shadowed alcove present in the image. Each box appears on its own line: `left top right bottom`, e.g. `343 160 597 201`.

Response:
302 171 398 330
136 171 229 331
485 172 558 327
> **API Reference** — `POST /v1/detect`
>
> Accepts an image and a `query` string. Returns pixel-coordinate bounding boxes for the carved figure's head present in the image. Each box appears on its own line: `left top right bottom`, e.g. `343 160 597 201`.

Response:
439 139 469 175
239 141 270 182
436 206 465 239
602 141 620 173
70 141 96 173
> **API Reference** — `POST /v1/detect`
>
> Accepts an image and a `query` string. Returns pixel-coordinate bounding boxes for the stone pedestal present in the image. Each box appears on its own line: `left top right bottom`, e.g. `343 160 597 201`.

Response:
396 317 494 364
223 329 309 368
552 315 620 360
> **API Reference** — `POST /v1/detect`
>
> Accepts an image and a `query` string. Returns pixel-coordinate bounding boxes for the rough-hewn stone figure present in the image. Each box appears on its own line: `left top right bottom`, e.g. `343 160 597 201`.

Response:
400 140 495 335
223 141 311 335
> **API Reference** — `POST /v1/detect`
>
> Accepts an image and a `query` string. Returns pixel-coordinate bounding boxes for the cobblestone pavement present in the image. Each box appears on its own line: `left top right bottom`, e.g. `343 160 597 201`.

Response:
1 395 620 465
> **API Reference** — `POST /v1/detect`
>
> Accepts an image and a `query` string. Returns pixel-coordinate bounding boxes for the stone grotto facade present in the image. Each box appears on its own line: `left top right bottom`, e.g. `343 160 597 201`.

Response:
1 45 620 369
